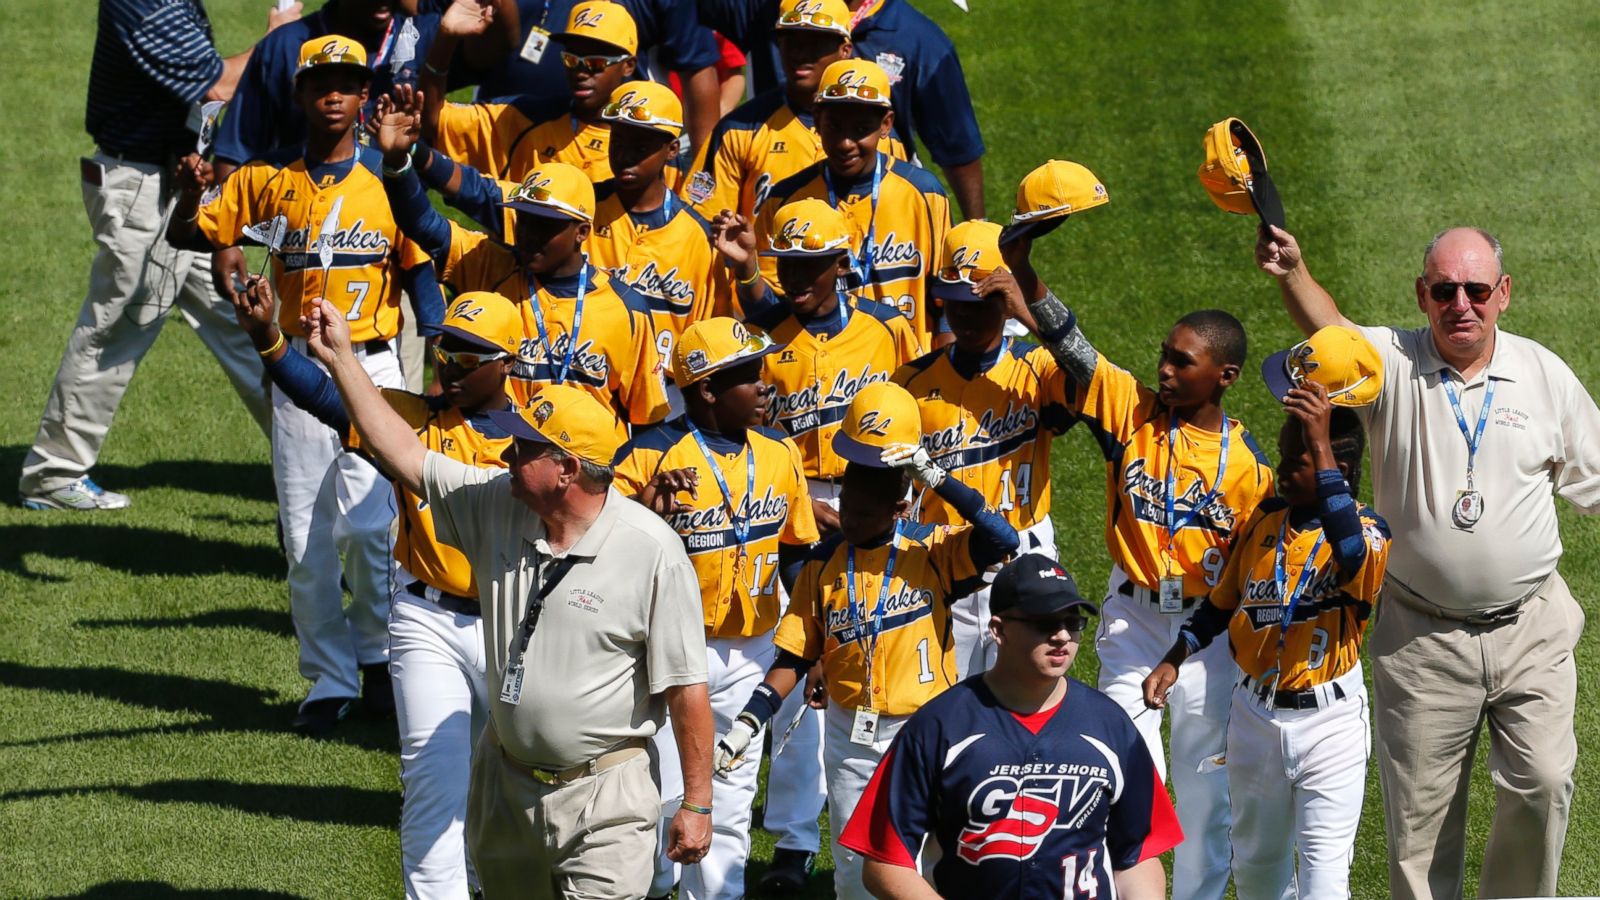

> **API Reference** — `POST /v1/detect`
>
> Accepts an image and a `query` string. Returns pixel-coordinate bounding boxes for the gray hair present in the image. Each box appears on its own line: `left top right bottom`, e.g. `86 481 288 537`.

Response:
547 445 614 493
1423 227 1505 277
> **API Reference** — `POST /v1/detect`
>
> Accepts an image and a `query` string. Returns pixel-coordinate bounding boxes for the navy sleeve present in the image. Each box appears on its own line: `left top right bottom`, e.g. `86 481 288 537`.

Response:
402 260 446 330
739 281 790 331
695 0 777 51
909 42 984 167
1317 470 1367 579
931 477 1019 569
264 346 351 435
213 32 291 165
437 155 511 237
385 167 456 264
121 0 223 104
778 540 810 596
650 0 719 72
1177 599 1232 653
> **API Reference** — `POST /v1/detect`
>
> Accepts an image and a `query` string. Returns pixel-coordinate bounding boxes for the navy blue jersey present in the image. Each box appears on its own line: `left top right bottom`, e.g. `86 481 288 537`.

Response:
840 676 1183 898
214 6 439 165
700 0 984 166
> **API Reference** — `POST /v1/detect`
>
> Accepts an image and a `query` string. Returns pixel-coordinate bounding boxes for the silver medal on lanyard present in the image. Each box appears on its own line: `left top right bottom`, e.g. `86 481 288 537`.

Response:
1441 374 1494 530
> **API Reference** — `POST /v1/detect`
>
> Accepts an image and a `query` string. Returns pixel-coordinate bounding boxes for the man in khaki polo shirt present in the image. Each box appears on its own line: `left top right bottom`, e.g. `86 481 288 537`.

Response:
1254 225 1600 899
295 295 715 899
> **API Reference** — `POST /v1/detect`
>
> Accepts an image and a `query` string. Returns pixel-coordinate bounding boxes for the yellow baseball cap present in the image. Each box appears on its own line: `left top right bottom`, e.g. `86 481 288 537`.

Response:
1198 117 1284 230
488 384 627 467
295 35 371 81
999 159 1109 245
601 81 684 140
763 198 858 258
1261 325 1384 408
504 163 595 222
429 291 523 357
832 381 921 467
932 220 1006 302
775 0 852 39
555 0 639 56
671 318 780 388
815 59 893 108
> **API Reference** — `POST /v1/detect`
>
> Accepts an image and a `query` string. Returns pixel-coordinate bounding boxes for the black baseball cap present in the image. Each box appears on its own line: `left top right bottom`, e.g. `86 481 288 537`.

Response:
991 555 1098 618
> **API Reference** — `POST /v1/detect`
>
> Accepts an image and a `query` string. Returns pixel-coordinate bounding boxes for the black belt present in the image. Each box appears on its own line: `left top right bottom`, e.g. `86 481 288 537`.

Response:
1118 580 1198 610
99 146 175 167
363 338 392 355
405 580 480 616
1241 671 1349 711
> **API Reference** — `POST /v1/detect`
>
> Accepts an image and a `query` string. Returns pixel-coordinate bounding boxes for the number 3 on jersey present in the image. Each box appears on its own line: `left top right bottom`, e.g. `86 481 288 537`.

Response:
998 463 1033 512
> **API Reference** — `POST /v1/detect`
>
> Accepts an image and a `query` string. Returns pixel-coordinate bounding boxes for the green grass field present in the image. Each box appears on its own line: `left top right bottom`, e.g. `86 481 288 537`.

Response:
2 1 1598 897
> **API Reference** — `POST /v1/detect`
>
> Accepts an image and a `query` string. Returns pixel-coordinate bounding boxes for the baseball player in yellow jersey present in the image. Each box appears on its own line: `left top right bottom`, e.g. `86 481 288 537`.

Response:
422 0 657 186
233 281 520 899
168 36 446 736
613 317 819 900
710 381 1018 899
1000 161 1274 900
1144 373 1390 900
894 220 1074 680
375 87 671 426
686 0 907 221
752 59 949 348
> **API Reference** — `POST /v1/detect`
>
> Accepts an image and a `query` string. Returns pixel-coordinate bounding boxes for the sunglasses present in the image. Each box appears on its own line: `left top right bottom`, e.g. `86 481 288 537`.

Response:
562 51 630 73
1001 614 1089 637
770 229 851 254
601 100 683 131
777 9 844 30
936 263 997 285
433 345 508 370
818 82 885 103
1427 279 1498 303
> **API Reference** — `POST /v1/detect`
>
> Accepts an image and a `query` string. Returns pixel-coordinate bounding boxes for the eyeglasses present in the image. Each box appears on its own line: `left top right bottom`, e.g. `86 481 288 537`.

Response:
434 345 508 370
601 100 683 131
1000 614 1089 637
561 51 630 73
817 82 886 103
1427 279 1498 303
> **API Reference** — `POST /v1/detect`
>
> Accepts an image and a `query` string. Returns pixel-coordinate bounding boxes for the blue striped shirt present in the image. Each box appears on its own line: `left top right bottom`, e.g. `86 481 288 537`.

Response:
87 0 221 161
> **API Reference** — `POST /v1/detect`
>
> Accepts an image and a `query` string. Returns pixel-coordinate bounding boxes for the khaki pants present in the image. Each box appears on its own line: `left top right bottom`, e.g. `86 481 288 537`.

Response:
1371 573 1582 900
467 727 659 899
21 152 270 495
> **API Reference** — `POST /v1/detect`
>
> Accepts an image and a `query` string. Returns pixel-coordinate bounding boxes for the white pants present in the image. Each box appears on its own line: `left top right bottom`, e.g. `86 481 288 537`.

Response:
951 517 1057 680
652 633 775 899
274 341 401 705
824 703 910 900
762 670 826 854
1227 666 1369 900
390 580 489 900
1096 566 1233 900
21 152 270 495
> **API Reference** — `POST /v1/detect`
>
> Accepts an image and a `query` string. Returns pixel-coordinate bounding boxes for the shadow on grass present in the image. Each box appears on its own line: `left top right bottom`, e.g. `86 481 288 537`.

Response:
0 661 397 754
0 523 282 581
3 778 397 829
77 607 295 638
0 445 275 506
45 880 306 898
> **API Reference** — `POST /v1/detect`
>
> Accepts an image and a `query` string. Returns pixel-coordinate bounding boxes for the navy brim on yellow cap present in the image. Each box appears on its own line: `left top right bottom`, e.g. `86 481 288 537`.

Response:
422 322 509 354
997 215 1065 247
487 409 551 445
930 278 989 303
831 430 889 467
1261 349 1299 400
502 199 587 221
295 61 372 83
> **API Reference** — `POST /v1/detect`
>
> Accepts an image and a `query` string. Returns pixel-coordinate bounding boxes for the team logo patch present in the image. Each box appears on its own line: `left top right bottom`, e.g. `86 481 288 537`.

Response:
573 8 606 27
687 170 715 204
957 768 1111 862
875 52 906 85
531 400 556 425
856 409 893 436
685 349 710 374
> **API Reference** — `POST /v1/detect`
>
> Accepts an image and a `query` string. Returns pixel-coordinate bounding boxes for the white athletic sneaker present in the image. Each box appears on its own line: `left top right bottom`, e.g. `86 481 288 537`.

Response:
21 476 132 511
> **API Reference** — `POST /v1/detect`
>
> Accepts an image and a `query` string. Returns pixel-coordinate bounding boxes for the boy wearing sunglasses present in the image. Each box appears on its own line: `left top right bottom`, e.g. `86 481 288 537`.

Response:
231 279 519 900
751 58 949 350
893 220 1075 680
841 554 1180 900
1142 342 1390 900
711 382 1020 900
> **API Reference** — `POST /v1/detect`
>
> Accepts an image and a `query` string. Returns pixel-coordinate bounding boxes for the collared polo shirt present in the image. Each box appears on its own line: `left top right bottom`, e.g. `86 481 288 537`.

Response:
422 453 708 769
87 0 222 161
1358 324 1600 611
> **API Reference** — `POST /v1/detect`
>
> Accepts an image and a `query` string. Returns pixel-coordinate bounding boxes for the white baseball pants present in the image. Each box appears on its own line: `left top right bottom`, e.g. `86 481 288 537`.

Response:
823 702 911 900
389 578 489 900
21 152 270 496
951 517 1057 680
652 633 775 899
1096 565 1234 900
274 339 400 706
1226 665 1368 900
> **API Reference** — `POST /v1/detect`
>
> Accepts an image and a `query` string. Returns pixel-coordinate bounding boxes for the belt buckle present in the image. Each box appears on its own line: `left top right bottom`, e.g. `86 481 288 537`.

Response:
529 767 561 785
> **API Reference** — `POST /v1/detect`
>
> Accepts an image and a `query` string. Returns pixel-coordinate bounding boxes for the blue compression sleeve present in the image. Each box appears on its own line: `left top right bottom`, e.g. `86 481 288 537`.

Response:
264 345 350 435
778 541 810 597
402 261 445 330
384 166 453 263
1178 599 1232 655
1317 469 1367 579
933 476 1020 569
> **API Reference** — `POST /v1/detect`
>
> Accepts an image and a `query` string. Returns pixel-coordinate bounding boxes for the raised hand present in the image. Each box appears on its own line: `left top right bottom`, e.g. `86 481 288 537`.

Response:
374 85 425 168
711 211 758 277
231 276 280 351
973 268 1032 324
1255 224 1303 278
880 442 946 488
1284 380 1333 453
301 298 354 367
441 0 496 37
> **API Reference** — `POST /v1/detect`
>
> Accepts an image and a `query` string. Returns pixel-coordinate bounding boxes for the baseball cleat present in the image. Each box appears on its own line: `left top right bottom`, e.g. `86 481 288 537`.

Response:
757 848 815 894
292 697 354 738
21 476 131 511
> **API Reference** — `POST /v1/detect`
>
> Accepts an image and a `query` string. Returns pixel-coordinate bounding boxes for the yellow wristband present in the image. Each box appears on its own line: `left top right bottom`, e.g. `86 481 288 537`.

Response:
259 331 286 358
736 269 761 286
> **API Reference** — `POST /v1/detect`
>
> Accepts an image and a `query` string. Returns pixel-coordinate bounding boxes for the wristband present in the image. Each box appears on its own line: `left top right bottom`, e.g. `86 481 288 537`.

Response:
736 269 761 286
383 153 415 179
680 802 712 815
423 60 449 77
258 331 286 358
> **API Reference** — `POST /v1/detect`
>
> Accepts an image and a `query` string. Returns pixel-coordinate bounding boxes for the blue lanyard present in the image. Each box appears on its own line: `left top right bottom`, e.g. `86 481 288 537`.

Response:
528 261 589 384
1164 409 1229 556
686 423 754 554
1271 515 1328 656
845 520 901 672
823 154 882 285
1441 373 1495 487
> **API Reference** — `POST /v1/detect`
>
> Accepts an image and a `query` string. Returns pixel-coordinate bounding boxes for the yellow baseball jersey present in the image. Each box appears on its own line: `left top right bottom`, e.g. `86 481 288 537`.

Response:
1072 356 1276 596
435 222 670 425
760 299 922 480
1210 500 1392 690
586 185 729 363
686 89 908 220
775 523 982 716
196 146 429 342
753 153 950 347
348 391 512 598
894 340 1075 532
436 99 613 183
614 420 820 638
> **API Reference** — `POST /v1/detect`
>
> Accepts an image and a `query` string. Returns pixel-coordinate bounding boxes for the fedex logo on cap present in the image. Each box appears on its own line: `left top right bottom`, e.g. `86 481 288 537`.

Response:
1034 564 1068 582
